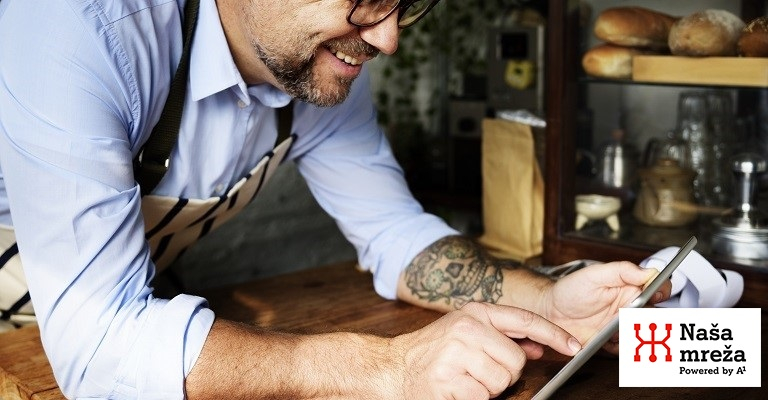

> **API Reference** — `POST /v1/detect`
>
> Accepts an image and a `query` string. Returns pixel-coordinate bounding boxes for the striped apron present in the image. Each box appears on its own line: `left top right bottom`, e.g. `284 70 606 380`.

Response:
0 135 294 332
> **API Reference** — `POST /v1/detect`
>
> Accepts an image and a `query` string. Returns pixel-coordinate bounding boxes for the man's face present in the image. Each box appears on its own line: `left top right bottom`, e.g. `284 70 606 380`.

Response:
235 1 398 107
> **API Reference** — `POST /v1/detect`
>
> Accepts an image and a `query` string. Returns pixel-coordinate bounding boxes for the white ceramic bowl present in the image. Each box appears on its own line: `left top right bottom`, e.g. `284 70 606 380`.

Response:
575 194 621 219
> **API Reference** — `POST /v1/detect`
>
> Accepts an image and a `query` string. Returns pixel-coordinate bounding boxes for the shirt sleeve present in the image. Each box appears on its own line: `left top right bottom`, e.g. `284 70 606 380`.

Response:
292 68 459 300
0 1 213 398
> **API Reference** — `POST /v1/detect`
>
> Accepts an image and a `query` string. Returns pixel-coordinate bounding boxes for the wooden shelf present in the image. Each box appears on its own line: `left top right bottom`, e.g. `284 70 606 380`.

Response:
632 55 768 87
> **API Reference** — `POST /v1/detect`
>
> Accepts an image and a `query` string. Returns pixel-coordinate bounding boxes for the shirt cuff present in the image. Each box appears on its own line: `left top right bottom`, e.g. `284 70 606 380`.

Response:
111 294 215 399
367 215 458 300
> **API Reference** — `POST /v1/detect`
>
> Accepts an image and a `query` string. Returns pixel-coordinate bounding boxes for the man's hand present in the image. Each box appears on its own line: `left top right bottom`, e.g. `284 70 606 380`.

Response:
392 302 582 400
539 261 672 352
396 236 671 358
186 304 580 400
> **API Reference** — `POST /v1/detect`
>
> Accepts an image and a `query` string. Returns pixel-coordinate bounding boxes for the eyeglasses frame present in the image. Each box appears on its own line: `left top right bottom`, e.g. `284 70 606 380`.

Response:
346 0 441 29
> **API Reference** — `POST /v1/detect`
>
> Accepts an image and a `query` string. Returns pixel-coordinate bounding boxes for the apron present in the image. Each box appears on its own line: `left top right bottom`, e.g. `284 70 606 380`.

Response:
0 135 294 332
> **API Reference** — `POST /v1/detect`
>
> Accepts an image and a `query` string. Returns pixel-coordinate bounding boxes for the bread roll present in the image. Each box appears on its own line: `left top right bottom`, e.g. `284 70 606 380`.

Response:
738 16 768 57
582 44 644 79
594 7 679 49
669 10 745 56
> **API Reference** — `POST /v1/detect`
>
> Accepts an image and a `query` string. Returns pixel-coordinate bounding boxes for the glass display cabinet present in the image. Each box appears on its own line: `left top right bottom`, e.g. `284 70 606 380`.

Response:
543 0 768 306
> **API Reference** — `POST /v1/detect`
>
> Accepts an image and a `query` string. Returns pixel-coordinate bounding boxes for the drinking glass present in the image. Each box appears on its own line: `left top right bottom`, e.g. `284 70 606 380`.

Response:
706 90 735 206
677 91 719 207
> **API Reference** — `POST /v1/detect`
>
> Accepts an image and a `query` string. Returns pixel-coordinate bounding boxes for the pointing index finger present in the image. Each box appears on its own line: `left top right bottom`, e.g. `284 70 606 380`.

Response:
476 303 582 357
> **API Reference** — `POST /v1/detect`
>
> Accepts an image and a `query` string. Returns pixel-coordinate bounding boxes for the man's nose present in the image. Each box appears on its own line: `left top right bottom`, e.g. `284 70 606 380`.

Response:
358 11 400 55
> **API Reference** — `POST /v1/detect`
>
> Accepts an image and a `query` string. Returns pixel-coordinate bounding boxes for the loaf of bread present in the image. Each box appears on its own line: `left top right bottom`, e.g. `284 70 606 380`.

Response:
668 10 745 56
594 7 679 49
738 16 768 57
582 44 645 79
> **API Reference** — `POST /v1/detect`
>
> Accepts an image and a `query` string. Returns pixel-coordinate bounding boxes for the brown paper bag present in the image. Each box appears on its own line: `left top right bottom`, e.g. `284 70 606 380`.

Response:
477 118 544 262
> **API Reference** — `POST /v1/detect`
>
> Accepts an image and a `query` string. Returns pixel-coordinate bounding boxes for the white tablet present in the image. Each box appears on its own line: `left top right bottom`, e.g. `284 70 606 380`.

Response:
531 236 698 400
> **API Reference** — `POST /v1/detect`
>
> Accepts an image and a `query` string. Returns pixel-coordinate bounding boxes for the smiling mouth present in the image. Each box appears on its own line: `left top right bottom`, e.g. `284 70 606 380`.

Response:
328 47 362 66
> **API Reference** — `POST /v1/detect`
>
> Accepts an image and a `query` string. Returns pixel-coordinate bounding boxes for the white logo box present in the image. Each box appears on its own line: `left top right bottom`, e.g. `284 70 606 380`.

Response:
619 308 761 387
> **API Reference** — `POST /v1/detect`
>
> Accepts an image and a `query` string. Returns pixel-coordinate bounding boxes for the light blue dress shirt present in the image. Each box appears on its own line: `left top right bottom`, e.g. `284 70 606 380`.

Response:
0 0 457 398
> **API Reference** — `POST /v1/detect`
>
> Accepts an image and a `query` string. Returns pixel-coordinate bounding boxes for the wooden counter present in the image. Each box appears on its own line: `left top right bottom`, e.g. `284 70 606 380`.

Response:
0 325 62 400
1 261 765 399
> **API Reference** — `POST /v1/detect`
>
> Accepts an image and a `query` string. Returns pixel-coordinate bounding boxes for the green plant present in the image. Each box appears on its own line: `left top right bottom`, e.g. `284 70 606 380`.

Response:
373 1 543 136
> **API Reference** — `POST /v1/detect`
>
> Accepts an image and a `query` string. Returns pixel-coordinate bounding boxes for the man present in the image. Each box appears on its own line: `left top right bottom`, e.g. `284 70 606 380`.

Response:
0 1 668 399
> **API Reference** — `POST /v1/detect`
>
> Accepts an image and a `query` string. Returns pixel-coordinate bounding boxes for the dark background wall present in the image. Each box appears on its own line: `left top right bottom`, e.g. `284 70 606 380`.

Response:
170 163 357 291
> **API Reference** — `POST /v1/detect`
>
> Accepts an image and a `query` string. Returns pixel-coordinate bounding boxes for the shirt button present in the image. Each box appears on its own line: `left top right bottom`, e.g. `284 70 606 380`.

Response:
215 183 225 193
237 100 247 108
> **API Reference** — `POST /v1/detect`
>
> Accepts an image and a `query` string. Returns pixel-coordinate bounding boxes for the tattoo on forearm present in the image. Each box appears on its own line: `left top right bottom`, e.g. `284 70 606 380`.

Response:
404 236 518 308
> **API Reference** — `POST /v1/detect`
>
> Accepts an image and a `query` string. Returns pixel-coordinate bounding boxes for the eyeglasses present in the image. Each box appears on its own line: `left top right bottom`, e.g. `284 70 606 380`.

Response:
347 0 442 29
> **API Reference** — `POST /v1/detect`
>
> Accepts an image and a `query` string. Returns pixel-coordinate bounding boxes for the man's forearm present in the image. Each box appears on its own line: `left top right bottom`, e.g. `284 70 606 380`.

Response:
396 236 552 314
186 319 402 400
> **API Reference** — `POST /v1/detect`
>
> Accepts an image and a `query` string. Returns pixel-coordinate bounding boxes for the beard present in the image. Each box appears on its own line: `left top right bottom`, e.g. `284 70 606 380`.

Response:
254 37 379 108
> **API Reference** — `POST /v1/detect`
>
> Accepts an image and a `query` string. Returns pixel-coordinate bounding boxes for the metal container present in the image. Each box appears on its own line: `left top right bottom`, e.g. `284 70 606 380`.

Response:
597 129 638 189
712 153 768 260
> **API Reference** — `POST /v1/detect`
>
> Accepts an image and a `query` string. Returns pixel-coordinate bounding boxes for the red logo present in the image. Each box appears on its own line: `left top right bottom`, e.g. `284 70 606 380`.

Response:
634 323 673 362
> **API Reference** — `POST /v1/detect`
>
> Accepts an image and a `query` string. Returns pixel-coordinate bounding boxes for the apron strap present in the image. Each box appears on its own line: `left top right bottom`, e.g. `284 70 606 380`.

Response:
133 0 295 196
134 0 200 196
277 101 294 143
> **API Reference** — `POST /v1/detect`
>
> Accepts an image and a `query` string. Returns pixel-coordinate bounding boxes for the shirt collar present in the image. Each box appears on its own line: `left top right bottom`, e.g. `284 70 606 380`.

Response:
188 0 291 108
